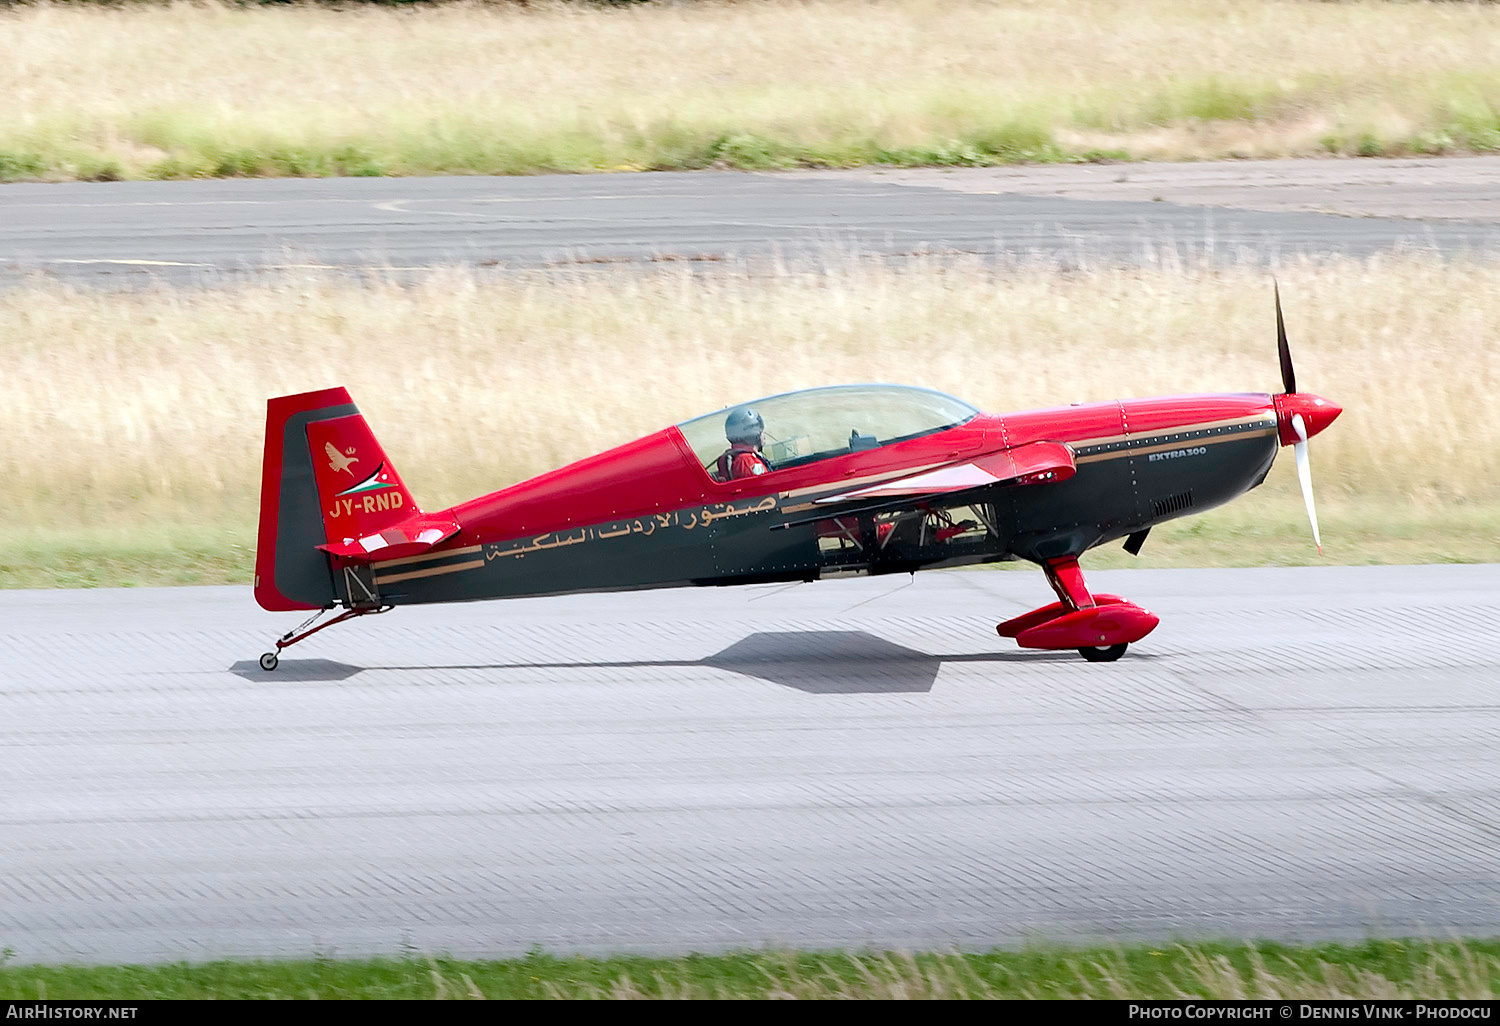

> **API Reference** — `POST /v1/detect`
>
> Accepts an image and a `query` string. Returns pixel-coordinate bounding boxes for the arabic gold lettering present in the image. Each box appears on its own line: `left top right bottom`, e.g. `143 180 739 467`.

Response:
701 497 776 523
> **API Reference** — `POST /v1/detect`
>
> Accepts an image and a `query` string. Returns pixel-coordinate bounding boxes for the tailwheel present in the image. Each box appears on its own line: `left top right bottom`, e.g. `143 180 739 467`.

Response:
1078 643 1127 663
256 601 391 674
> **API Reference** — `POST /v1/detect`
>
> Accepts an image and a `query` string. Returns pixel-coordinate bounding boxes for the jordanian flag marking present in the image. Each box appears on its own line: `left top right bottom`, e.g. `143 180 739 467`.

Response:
336 461 395 496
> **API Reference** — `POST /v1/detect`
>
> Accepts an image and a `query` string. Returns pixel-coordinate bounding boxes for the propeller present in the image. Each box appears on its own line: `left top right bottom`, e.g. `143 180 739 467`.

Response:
1291 412 1321 555
1272 282 1336 555
1276 280 1295 395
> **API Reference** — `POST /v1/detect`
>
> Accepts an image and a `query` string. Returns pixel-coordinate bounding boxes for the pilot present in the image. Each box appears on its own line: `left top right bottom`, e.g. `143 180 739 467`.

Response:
716 407 774 481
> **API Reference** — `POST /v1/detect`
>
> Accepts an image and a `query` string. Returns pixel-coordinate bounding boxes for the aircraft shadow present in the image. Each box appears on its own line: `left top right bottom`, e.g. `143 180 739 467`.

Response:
230 629 1131 694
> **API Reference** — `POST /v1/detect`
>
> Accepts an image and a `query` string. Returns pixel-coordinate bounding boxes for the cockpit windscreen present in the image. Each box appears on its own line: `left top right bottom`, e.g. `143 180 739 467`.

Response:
677 384 978 476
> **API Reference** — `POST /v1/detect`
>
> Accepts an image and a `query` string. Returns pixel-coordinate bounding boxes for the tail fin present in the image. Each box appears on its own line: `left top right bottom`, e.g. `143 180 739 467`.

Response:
255 387 451 611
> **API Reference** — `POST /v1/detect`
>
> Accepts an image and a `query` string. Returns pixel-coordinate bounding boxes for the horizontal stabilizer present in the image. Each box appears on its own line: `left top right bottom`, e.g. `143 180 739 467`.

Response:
815 441 1075 504
317 513 461 561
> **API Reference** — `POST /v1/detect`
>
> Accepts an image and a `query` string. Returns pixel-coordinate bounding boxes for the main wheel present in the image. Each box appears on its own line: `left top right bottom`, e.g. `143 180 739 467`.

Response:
259 651 279 672
1078 643 1127 663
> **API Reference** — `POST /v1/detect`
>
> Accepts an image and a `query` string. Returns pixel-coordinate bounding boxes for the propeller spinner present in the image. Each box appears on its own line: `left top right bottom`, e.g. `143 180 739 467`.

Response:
1269 283 1341 554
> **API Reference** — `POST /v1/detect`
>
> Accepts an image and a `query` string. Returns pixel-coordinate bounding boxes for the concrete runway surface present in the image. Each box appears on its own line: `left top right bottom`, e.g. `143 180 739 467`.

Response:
5 167 1500 286
805 156 1500 223
3 565 1498 965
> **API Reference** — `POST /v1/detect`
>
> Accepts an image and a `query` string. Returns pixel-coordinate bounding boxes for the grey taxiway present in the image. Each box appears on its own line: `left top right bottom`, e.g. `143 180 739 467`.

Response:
6 159 1500 284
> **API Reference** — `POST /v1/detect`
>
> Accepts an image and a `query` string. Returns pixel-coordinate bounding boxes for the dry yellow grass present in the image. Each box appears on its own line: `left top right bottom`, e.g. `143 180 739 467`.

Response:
3 255 1495 546
7 0 1500 179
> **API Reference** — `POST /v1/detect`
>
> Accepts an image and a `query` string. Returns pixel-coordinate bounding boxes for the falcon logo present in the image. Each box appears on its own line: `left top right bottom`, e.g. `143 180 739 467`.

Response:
325 442 359 475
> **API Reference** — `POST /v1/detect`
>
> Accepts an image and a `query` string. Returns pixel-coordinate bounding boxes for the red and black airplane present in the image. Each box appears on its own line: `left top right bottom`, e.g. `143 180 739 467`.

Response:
254 289 1339 669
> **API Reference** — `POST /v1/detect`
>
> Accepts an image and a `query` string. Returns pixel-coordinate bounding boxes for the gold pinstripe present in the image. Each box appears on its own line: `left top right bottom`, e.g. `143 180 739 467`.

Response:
374 559 485 585
370 544 482 571
1075 426 1277 465
1070 412 1276 451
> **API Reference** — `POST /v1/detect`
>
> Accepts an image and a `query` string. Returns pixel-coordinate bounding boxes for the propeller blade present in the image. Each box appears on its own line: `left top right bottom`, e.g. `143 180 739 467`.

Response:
1291 413 1322 555
1275 280 1296 395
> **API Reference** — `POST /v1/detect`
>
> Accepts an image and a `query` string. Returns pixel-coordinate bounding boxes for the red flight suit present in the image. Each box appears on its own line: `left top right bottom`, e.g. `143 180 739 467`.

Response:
716 442 772 481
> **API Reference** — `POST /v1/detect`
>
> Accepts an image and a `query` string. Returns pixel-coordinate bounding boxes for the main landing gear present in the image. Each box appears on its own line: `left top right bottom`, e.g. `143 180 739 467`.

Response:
1078 643 1129 663
258 602 390 672
995 556 1160 662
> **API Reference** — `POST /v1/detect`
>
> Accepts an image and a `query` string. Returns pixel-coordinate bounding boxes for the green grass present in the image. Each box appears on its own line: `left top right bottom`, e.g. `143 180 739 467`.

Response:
1076 496 1500 572
2 940 1498 999
0 125 1080 183
0 524 253 590
9 90 1500 183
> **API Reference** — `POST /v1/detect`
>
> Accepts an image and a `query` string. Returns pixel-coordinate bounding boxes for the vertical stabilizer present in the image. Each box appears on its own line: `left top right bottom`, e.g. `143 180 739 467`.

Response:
255 388 422 611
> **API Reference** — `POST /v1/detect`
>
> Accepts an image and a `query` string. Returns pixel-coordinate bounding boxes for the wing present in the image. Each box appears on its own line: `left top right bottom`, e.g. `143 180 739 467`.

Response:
324 441 340 463
813 441 1076 504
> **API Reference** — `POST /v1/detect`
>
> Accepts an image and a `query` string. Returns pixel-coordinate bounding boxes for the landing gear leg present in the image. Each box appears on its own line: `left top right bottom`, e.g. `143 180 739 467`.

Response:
995 555 1159 661
1045 559 1126 663
1043 555 1094 612
258 602 390 672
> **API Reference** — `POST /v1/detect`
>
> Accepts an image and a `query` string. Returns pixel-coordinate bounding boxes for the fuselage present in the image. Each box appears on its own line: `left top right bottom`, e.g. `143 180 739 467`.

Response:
349 390 1325 608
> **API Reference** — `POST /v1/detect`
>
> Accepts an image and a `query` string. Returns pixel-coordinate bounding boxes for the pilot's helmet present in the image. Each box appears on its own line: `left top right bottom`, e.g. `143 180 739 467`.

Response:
725 407 765 445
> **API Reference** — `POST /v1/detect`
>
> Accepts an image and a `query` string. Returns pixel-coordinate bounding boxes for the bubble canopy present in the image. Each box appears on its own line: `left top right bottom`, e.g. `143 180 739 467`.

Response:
676 384 979 474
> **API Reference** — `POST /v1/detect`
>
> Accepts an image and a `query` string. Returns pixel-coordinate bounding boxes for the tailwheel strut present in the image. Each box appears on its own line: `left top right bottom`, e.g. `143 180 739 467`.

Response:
258 602 391 672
